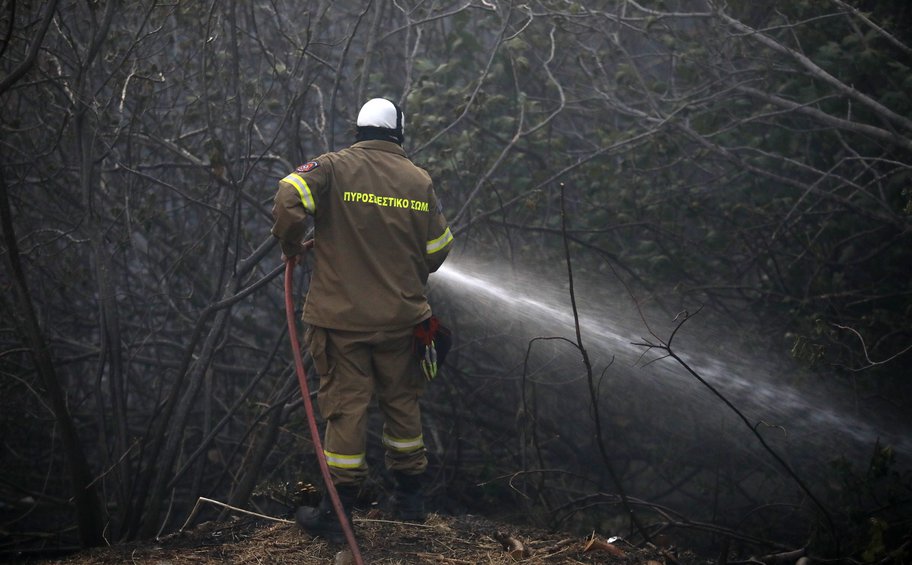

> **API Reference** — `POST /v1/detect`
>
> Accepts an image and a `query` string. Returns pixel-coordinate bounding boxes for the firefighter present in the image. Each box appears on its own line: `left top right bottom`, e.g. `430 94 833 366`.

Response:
271 97 453 543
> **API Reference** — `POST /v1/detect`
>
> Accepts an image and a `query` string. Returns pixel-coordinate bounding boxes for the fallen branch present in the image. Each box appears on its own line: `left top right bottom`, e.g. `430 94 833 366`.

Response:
756 547 807 564
357 517 440 529
178 496 292 534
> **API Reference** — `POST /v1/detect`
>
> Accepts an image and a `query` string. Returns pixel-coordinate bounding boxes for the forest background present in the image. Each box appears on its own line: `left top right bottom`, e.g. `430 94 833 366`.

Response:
1 1 910 562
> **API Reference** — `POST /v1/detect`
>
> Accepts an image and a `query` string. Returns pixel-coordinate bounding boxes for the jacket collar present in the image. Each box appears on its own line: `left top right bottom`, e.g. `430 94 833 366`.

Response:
351 139 407 157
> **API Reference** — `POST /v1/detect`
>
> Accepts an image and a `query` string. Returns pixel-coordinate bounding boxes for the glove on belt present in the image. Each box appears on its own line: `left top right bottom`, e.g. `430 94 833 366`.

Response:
412 316 452 380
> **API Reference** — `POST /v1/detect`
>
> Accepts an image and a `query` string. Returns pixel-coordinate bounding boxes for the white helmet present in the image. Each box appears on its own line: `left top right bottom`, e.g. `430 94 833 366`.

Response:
356 98 404 143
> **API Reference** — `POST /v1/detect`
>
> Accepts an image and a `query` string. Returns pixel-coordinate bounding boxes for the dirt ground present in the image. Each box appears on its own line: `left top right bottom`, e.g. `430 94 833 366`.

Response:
39 509 705 565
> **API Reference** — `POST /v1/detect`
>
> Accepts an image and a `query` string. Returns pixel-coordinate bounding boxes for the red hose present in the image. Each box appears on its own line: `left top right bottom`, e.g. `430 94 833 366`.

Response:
284 258 365 564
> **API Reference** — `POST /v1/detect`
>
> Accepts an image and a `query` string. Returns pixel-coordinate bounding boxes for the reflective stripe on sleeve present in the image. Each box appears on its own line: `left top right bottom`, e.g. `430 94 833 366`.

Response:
426 227 453 255
382 433 425 453
323 450 365 469
282 173 316 214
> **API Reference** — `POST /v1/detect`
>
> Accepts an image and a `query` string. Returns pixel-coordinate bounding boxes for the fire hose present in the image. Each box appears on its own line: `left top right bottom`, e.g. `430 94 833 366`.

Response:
284 251 365 565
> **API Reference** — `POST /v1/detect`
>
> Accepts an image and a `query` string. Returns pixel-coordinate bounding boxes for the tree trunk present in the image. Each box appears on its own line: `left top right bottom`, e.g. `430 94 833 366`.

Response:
0 177 106 547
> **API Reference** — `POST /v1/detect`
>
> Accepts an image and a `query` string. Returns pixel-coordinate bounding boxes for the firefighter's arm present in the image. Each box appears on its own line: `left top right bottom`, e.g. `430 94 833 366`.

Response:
426 226 452 272
271 180 311 258
425 188 453 273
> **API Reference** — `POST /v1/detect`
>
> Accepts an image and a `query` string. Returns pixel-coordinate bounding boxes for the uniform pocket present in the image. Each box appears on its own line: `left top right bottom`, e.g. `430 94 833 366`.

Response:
306 326 341 420
305 326 330 377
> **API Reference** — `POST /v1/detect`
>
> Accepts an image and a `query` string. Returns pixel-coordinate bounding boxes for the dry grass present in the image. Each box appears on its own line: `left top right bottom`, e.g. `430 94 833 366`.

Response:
43 510 699 564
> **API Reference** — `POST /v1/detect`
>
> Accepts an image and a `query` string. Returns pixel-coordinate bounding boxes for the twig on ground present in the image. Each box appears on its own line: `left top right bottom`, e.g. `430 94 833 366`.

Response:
178 496 292 534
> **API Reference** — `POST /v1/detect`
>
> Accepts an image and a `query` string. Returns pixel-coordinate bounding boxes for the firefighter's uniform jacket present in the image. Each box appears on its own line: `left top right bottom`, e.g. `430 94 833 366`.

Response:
271 139 453 485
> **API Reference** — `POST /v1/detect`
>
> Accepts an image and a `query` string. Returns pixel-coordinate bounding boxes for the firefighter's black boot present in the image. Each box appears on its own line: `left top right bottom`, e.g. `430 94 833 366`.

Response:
295 485 357 544
391 471 426 521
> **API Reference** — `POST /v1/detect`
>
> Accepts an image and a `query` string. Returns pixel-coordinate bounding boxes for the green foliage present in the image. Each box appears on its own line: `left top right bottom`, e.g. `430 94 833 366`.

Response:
862 517 888 563
827 442 912 563
789 333 826 367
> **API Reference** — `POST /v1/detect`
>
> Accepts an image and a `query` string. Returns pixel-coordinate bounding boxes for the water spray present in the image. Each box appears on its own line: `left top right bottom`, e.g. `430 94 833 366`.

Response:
433 258 911 459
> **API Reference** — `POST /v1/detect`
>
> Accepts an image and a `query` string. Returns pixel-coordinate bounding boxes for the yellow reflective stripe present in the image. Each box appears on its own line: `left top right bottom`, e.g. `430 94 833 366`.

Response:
282 173 316 213
323 450 365 469
426 227 453 255
382 433 424 453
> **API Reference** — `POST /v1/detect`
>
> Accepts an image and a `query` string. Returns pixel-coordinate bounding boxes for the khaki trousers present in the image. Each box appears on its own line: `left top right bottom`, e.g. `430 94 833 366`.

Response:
305 325 428 486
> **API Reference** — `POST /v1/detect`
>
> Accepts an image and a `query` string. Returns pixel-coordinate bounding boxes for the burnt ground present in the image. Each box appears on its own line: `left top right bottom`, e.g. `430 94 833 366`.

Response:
36 510 706 565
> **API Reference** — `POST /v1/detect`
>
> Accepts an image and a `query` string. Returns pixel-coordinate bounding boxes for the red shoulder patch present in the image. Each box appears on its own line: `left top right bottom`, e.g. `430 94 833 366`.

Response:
296 161 320 173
